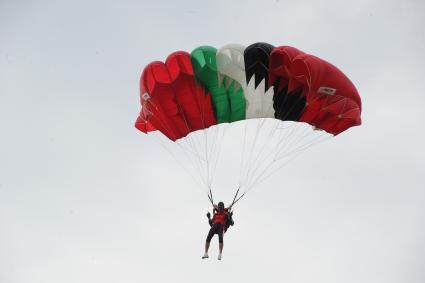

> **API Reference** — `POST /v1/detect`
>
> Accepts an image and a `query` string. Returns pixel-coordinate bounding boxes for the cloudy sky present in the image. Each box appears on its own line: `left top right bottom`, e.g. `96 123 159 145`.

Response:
1 0 424 282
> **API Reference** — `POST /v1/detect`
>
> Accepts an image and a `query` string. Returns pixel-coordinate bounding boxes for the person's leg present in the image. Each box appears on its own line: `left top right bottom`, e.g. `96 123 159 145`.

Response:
217 226 224 260
203 225 216 259
204 242 210 254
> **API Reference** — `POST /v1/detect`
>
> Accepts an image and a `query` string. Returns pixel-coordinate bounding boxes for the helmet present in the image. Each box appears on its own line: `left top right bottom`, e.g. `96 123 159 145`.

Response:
218 202 225 210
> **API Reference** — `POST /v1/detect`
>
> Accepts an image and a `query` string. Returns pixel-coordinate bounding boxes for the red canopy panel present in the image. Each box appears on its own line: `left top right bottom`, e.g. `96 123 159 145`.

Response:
289 54 361 135
269 46 361 135
135 52 216 141
269 46 305 93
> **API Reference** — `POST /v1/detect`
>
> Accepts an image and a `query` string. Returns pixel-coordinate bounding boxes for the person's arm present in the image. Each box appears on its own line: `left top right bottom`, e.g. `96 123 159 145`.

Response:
206 212 213 227
213 204 218 212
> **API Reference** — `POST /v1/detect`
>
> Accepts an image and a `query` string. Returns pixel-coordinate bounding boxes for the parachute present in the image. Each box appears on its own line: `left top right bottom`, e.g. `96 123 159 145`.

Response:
135 42 361 206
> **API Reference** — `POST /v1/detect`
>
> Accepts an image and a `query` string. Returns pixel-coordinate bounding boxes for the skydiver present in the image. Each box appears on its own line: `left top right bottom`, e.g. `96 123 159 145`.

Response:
202 201 234 260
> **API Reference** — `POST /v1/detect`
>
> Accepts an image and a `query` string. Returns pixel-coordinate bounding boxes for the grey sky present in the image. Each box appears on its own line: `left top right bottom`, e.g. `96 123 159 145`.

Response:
1 0 424 282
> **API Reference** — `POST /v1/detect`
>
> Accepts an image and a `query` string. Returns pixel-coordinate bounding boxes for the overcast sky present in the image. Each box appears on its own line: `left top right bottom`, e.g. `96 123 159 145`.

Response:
1 0 425 282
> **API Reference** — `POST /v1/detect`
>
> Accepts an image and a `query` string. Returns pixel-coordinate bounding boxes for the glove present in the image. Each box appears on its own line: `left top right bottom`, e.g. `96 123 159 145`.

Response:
206 212 211 218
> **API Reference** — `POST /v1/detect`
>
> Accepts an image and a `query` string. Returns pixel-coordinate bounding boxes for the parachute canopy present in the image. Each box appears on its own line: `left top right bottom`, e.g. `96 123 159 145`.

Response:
135 43 361 141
